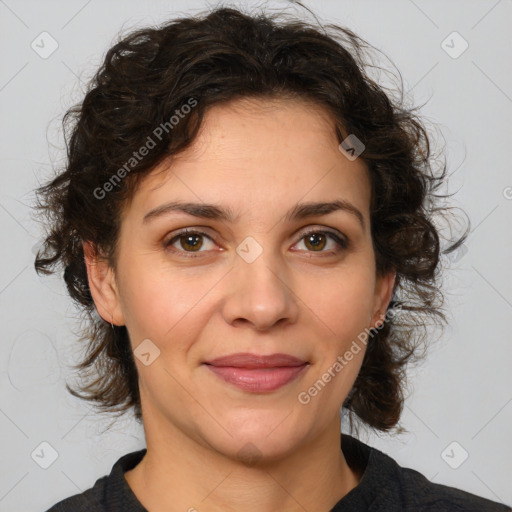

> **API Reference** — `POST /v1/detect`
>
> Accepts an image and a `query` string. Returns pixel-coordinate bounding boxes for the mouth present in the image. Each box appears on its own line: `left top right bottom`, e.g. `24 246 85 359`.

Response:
203 353 310 392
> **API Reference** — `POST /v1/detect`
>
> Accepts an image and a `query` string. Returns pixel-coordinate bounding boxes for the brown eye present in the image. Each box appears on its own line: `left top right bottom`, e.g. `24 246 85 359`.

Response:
178 233 204 251
164 229 216 256
295 229 348 254
304 232 327 251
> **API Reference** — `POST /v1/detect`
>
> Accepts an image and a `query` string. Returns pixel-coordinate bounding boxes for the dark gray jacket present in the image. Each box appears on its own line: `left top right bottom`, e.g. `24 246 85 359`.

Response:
46 434 512 511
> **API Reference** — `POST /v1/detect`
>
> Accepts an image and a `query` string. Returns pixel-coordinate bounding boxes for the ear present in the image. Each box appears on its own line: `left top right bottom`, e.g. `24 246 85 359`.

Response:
370 270 396 329
83 240 125 326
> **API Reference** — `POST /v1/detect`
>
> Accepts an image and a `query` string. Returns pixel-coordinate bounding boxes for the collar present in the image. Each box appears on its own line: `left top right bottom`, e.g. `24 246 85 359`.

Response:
332 433 404 510
105 433 404 511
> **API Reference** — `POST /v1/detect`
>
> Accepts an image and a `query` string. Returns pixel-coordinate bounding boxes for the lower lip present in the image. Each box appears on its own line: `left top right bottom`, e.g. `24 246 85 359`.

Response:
204 364 309 392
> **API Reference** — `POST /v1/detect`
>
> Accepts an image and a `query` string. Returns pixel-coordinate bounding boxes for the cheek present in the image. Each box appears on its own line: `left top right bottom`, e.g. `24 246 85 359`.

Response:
296 269 374 400
118 265 216 349
302 271 375 342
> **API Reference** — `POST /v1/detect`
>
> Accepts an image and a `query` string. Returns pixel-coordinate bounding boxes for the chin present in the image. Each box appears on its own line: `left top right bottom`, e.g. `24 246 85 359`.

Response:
225 435 297 466
204 413 308 465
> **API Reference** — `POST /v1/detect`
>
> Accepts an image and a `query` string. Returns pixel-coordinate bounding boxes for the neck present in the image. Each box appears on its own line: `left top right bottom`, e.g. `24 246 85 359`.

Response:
125 417 361 512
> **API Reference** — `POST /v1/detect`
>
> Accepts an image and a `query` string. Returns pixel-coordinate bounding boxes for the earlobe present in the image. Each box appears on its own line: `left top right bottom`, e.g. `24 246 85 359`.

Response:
82 241 124 326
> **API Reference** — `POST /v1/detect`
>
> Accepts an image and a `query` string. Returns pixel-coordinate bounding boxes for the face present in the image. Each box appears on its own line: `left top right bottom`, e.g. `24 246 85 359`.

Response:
85 97 395 462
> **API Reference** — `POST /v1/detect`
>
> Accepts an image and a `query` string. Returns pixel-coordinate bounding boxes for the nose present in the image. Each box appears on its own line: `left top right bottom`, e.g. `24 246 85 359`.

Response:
220 243 300 331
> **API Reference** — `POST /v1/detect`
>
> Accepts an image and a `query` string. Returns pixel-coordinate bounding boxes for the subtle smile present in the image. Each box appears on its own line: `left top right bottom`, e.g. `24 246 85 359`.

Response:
203 353 310 392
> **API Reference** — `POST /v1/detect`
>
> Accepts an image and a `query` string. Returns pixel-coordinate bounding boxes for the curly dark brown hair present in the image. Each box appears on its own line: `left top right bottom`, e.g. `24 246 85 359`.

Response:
33 3 468 436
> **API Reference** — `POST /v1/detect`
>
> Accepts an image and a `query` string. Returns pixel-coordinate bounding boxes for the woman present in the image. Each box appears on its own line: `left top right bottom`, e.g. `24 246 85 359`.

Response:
35 4 511 511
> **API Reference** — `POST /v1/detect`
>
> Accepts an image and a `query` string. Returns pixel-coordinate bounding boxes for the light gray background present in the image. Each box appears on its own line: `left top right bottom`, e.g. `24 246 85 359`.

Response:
1 0 511 510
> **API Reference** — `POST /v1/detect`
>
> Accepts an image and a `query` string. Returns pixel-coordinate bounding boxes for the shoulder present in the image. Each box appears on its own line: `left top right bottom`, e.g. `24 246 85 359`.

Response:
44 448 147 512
341 435 511 512
395 463 511 511
44 475 108 511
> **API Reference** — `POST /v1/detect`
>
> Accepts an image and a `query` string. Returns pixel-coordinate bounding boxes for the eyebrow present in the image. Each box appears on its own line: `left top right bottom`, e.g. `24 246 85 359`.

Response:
142 199 365 231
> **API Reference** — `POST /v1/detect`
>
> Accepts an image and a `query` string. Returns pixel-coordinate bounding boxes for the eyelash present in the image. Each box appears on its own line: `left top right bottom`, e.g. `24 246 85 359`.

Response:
163 228 349 258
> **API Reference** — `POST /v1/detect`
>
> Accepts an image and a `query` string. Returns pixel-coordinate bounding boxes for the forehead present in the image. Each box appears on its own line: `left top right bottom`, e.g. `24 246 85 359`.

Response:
124 96 371 223
179 96 342 158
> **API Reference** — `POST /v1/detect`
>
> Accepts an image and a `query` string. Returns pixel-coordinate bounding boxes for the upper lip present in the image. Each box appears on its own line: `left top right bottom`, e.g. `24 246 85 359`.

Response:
204 353 308 368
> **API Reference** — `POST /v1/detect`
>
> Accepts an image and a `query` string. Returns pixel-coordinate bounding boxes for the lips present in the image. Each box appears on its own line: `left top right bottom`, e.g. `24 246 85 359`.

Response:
203 353 310 392
204 352 308 368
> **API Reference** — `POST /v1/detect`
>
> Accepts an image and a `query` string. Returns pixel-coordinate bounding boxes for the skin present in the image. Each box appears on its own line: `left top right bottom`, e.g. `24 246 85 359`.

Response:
84 96 395 512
